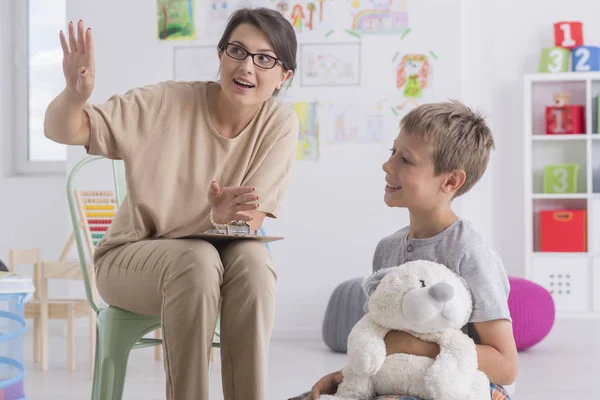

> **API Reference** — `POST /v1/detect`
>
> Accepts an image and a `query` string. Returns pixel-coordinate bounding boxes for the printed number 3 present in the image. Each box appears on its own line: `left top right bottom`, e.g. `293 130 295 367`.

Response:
575 47 591 71
548 49 564 72
552 168 568 193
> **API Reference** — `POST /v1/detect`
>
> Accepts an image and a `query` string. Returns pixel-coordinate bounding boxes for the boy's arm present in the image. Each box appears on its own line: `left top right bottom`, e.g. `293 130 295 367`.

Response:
384 319 518 385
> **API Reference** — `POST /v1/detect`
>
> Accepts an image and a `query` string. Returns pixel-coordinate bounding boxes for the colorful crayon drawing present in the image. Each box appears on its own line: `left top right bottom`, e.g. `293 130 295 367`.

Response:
350 0 409 35
300 43 360 86
157 0 196 40
320 100 387 145
277 1 328 33
395 54 430 110
288 102 319 160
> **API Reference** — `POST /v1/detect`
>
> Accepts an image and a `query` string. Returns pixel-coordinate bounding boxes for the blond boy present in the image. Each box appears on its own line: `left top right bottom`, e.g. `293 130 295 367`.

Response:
304 101 518 400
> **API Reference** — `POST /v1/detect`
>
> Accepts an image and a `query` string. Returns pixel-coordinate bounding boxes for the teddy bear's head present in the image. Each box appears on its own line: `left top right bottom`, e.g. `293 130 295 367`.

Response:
363 260 472 333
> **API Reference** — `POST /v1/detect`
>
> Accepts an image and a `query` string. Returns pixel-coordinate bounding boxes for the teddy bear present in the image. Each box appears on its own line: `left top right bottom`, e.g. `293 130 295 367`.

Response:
320 260 490 400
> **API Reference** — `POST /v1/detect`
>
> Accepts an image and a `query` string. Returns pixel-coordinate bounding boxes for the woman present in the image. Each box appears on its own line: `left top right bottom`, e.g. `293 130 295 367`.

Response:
44 7 299 400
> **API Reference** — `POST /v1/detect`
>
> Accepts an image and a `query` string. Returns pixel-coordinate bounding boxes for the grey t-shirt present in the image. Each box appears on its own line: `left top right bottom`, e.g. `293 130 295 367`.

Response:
372 218 511 343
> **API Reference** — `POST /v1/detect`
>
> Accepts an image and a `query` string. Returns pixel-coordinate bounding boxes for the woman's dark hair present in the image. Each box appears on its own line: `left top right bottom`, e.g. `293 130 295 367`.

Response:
217 7 297 92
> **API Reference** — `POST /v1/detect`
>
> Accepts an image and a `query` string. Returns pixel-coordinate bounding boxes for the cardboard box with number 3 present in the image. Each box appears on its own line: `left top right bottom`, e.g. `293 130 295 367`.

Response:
543 164 579 194
540 47 570 72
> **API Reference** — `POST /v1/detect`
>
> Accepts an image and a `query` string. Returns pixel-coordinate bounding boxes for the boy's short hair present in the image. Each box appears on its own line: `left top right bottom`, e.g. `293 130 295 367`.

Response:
400 100 494 198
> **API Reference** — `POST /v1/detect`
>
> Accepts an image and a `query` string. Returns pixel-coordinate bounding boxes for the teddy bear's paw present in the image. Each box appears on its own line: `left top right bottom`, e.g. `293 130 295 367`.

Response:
347 347 386 376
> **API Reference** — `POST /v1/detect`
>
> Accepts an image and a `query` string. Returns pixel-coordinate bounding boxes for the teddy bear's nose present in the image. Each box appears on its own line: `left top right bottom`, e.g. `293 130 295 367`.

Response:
428 282 454 303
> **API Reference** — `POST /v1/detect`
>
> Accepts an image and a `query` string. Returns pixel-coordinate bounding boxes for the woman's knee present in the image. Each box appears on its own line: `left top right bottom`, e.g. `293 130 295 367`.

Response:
166 240 224 293
221 241 276 294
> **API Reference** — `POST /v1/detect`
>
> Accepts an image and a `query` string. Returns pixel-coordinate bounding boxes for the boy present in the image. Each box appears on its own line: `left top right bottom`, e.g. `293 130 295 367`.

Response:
302 101 518 400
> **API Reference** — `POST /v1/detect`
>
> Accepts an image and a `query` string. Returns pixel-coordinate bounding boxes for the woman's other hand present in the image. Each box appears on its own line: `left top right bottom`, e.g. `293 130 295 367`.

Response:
60 20 95 104
207 181 259 223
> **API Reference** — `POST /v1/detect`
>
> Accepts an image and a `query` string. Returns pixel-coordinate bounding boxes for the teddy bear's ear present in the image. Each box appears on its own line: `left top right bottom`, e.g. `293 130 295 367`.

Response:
363 267 395 298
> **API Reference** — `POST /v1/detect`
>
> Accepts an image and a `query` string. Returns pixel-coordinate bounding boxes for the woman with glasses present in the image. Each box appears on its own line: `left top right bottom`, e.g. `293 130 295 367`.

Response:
43 7 298 400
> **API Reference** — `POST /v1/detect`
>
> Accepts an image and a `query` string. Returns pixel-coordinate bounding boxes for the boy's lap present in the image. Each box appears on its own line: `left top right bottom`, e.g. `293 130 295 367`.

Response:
289 383 510 400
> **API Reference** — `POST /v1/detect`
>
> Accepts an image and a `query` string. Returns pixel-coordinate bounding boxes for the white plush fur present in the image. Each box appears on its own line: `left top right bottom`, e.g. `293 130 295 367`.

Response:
321 260 490 400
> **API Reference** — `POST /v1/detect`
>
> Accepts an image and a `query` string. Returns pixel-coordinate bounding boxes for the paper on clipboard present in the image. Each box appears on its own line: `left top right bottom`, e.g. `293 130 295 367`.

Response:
190 231 284 244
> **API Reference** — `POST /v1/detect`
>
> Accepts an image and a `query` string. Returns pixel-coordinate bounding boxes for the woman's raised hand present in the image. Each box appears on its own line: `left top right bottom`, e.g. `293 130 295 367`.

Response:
207 181 260 224
59 20 95 104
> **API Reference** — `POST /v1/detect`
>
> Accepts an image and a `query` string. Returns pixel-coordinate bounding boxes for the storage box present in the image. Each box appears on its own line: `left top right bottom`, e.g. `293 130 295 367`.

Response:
543 164 579 194
545 105 585 134
540 209 587 252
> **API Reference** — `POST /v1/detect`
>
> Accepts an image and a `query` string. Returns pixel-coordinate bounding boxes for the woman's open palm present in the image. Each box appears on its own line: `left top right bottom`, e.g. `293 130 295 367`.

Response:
207 181 259 223
59 20 95 103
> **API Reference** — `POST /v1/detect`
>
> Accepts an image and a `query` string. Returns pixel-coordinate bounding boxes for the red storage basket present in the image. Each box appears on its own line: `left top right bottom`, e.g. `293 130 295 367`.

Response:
540 209 587 252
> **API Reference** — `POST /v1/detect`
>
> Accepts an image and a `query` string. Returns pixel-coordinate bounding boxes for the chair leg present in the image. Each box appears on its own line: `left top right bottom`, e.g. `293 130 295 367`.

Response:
67 304 76 372
40 300 49 371
154 329 162 361
33 317 40 364
92 311 150 400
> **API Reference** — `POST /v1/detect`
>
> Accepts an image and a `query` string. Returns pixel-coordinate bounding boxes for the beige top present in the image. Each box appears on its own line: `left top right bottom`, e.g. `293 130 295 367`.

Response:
83 80 299 263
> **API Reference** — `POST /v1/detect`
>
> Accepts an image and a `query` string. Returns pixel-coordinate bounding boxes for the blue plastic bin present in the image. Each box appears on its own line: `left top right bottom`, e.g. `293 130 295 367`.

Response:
0 293 28 400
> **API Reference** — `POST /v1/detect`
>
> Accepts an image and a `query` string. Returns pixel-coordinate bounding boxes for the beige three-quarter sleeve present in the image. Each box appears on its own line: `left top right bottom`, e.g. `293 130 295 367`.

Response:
83 82 166 160
245 114 299 218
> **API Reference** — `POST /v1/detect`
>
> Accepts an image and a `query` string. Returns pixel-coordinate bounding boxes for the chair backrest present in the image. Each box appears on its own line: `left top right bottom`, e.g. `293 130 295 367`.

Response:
67 156 106 313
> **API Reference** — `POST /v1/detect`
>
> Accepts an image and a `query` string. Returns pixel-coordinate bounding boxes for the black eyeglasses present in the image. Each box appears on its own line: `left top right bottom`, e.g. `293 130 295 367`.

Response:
222 43 285 70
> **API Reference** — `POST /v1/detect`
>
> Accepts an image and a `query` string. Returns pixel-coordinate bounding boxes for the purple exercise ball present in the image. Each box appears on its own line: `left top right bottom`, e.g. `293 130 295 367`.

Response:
508 276 555 351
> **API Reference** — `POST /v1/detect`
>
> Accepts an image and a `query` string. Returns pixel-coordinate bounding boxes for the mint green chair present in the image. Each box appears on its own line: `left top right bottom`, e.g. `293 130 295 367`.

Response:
66 155 221 399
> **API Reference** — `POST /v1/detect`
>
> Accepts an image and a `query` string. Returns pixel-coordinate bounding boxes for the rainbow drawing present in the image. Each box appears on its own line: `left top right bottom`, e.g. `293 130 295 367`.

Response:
351 10 409 34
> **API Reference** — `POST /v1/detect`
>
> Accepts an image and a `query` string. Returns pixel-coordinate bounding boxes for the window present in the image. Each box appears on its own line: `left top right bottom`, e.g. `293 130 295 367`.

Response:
14 0 67 174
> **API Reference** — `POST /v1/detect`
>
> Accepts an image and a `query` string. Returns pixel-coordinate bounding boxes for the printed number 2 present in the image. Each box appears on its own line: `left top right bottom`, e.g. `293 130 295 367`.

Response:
548 49 564 72
575 47 591 71
560 23 576 47
552 168 568 193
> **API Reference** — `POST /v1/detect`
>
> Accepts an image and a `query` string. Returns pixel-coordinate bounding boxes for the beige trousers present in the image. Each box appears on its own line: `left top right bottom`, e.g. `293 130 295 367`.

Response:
95 238 276 400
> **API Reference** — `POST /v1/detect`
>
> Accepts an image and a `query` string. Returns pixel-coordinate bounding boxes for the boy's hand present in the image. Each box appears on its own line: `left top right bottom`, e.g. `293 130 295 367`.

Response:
306 371 343 399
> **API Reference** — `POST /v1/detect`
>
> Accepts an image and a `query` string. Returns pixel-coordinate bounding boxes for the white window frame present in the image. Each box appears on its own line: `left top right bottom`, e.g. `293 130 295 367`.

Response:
13 0 66 175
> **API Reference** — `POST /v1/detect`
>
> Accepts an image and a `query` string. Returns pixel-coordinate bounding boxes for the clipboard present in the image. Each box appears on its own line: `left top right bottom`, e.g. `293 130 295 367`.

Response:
189 231 284 244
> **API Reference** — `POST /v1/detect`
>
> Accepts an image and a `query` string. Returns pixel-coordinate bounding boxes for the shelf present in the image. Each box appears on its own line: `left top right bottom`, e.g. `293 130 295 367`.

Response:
532 252 589 257
532 193 587 199
526 71 600 82
532 134 588 141
525 72 600 315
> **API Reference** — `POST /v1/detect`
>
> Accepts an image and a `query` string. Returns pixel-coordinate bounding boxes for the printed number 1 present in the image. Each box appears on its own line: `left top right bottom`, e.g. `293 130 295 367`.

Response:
552 168 569 193
551 109 565 132
575 47 591 71
560 23 576 47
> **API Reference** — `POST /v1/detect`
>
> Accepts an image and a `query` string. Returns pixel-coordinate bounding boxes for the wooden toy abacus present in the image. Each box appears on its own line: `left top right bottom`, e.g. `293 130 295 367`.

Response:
74 190 118 253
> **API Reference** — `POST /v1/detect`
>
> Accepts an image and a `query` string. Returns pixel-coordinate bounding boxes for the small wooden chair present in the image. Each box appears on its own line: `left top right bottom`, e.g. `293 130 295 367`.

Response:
8 247 93 373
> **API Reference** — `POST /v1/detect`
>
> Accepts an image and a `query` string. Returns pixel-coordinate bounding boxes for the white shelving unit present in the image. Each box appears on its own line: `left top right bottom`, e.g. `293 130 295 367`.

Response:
524 72 600 319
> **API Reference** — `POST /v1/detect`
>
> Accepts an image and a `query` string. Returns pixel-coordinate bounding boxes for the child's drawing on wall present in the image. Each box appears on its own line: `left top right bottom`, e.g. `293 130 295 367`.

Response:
395 54 430 110
290 5 306 32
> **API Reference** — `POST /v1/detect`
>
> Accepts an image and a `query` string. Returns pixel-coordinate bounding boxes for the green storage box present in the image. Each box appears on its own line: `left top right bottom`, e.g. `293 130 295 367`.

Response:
544 164 580 193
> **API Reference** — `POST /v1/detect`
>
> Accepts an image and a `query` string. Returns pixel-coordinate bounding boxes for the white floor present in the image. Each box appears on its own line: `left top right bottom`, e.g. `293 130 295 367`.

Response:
22 318 600 399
